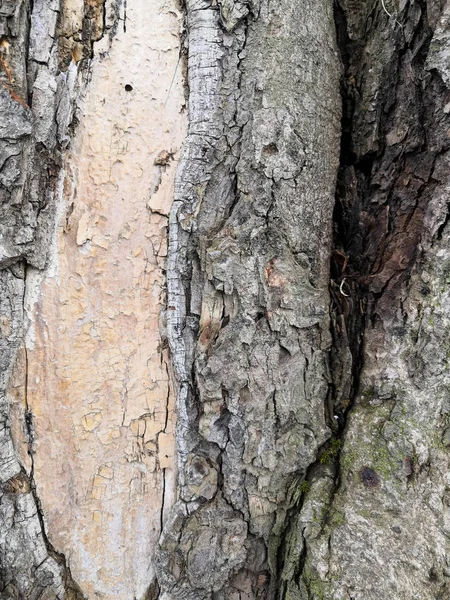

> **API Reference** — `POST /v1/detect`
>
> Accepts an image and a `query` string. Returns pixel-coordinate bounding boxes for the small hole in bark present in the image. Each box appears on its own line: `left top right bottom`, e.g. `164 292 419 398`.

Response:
263 143 278 155
429 567 439 582
125 84 133 92
361 466 380 487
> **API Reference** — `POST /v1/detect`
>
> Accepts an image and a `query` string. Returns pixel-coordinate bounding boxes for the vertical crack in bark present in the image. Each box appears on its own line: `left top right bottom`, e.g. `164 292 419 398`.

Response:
159 358 172 539
282 0 450 597
22 274 33 471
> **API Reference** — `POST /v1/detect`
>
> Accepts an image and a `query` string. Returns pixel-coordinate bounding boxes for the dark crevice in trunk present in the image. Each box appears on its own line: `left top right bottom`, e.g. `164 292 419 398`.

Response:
329 0 437 423
328 0 368 431
277 0 443 596
277 0 450 596
437 202 450 240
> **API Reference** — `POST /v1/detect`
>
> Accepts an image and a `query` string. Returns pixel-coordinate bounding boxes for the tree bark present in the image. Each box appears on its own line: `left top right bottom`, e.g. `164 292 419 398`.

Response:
156 0 340 598
283 1 450 598
2 0 450 599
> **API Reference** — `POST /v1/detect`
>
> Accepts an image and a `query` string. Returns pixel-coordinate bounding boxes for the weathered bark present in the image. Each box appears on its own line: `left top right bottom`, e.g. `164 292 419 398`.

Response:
155 0 341 599
3 0 450 599
279 1 450 599
1 0 185 598
0 0 101 596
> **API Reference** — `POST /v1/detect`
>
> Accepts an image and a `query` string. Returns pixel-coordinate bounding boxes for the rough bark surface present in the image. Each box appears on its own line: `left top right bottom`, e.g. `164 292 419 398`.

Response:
279 1 450 599
156 1 341 599
3 0 450 599
0 0 99 596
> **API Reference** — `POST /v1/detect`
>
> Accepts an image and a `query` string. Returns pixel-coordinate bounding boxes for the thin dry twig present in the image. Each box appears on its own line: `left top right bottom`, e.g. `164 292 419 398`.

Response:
381 0 393 18
340 278 349 298
381 0 403 28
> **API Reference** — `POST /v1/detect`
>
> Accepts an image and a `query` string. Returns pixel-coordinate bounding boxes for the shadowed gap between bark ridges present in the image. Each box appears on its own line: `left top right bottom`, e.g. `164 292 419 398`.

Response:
276 0 450 596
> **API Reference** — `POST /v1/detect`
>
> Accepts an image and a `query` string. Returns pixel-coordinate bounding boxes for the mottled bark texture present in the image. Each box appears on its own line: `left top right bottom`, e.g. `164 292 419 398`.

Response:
156 0 341 598
159 0 450 599
0 1 118 597
280 1 450 599
4 0 450 599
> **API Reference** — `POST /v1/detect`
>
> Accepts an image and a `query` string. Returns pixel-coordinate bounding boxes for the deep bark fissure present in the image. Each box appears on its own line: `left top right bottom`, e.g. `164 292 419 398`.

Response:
327 0 436 440
283 0 450 597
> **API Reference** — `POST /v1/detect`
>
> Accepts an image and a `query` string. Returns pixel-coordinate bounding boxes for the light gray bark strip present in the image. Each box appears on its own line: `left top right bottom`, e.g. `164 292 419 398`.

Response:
158 0 341 598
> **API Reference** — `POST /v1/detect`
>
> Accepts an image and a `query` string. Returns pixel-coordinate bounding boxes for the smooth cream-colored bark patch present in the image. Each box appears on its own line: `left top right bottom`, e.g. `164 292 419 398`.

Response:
18 1 186 598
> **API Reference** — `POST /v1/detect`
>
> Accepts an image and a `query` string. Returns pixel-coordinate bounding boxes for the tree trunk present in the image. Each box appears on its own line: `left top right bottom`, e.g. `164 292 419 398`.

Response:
1 0 450 599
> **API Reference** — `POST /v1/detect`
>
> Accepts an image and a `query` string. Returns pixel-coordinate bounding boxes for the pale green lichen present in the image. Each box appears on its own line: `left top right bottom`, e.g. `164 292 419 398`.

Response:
302 565 330 600
340 448 358 471
320 438 342 465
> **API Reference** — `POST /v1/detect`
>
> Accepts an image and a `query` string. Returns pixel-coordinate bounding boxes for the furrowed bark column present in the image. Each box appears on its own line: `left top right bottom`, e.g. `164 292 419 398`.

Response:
156 0 341 598
281 1 450 599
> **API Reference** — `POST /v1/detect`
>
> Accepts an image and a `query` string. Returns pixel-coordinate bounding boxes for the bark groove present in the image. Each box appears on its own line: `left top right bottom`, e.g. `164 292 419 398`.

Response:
279 1 450 598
